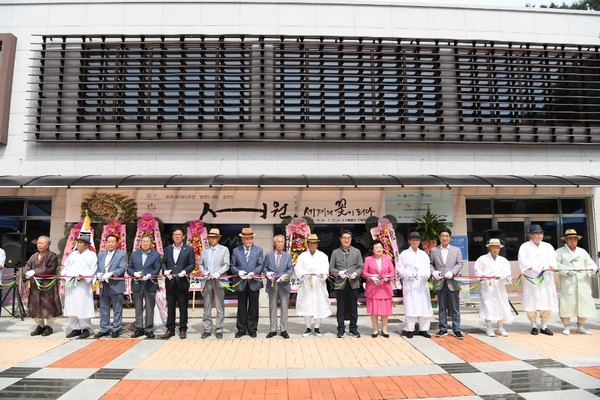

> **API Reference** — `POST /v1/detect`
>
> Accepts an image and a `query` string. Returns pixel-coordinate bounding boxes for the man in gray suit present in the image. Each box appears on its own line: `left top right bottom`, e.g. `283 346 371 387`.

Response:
128 234 163 339
231 227 264 338
264 234 294 339
330 230 364 338
199 228 230 339
429 227 464 339
94 234 127 338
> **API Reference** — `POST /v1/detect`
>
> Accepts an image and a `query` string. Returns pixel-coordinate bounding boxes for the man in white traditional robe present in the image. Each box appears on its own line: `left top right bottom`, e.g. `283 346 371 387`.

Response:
473 238 514 337
62 230 98 339
556 229 598 335
517 224 558 336
397 231 433 338
295 234 331 337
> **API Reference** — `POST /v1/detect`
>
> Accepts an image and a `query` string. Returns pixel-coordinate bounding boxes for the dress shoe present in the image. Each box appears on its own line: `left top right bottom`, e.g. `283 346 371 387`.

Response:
402 330 413 338
418 331 431 338
539 328 553 336
249 332 257 338
314 328 322 337
576 326 592 335
215 332 223 339
497 328 508 337
371 332 378 338
486 328 496 337
161 331 175 339
381 332 390 338
94 331 110 339
131 330 145 338
280 331 289 339
201 332 212 339
78 329 90 339
31 325 44 336
145 332 155 339
66 330 81 338
179 331 187 339
349 330 361 338
304 328 313 337
42 326 53 337
531 327 539 335
336 331 344 338
453 331 464 340
266 331 277 338
235 331 246 338
111 330 122 338
435 330 448 337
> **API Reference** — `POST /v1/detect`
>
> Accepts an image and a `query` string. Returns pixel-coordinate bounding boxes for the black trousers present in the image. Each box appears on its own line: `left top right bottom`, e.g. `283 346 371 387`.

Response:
165 286 189 333
236 284 260 334
335 284 359 333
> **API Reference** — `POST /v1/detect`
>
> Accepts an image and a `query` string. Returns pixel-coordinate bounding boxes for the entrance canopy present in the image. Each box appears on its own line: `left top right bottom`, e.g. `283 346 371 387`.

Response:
1 175 600 189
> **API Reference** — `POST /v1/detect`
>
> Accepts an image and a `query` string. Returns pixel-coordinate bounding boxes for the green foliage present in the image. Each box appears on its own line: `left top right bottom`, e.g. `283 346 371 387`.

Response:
412 207 448 242
526 0 599 10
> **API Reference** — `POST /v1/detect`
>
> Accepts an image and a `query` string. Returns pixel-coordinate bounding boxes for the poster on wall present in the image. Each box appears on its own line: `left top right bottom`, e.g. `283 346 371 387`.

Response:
65 188 385 224
384 190 453 223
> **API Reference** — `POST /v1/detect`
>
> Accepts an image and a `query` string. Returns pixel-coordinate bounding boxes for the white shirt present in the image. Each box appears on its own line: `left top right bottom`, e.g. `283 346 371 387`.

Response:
0 248 5 268
441 246 449 264
173 245 182 263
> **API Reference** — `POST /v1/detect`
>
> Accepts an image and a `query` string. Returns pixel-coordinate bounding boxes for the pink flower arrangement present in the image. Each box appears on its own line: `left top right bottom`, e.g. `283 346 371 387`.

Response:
370 218 400 263
286 218 311 266
187 220 208 272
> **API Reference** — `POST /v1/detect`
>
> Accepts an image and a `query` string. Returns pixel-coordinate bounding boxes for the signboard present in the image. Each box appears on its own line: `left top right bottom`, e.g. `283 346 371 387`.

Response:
450 235 468 260
66 188 385 224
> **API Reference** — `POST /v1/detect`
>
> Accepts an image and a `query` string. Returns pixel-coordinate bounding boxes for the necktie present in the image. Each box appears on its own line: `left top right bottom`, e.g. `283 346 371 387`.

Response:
276 252 281 268
106 252 113 269
245 247 250 262
209 247 216 271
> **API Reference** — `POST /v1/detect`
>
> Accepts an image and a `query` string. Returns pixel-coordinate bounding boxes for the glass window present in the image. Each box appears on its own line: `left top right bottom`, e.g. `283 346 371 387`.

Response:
467 218 493 261
560 217 589 252
0 200 24 216
466 199 492 214
27 200 52 217
561 198 586 214
494 199 558 214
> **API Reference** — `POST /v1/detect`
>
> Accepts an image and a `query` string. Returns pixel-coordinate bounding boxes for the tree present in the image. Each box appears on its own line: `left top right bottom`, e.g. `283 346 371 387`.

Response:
526 0 599 10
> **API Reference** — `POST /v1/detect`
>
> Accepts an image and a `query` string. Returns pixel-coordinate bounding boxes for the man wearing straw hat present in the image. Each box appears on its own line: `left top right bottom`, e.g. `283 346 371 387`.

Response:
556 228 598 335
62 224 98 339
231 227 264 338
199 228 230 339
518 224 558 336
473 238 514 337
264 234 294 339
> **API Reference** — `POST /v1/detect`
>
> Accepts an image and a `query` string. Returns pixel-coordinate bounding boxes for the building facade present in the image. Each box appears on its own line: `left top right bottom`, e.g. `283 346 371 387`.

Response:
0 1 599 293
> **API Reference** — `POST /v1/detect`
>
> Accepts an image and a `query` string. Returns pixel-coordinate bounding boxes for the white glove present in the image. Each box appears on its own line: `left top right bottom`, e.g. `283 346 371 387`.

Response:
247 272 255 279
432 270 442 280
338 270 347 279
383 276 390 281
211 272 220 279
444 271 453 279
102 272 113 283
238 270 247 279
319 273 328 280
566 271 576 276
505 277 513 285
178 271 186 278
25 270 35 279
350 272 357 279
277 274 287 283
142 273 151 281
164 270 172 280
133 271 143 278
530 266 543 275
266 272 275 279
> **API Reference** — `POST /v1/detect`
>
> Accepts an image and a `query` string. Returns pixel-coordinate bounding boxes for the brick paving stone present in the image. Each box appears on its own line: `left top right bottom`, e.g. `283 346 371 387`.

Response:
504 330 600 359
0 338 67 367
432 334 516 363
49 339 139 368
577 366 600 380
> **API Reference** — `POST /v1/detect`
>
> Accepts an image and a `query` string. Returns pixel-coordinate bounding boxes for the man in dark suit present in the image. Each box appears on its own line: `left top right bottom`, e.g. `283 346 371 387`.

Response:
231 227 264 338
127 234 162 339
429 227 464 339
264 234 294 339
94 234 127 338
161 227 195 339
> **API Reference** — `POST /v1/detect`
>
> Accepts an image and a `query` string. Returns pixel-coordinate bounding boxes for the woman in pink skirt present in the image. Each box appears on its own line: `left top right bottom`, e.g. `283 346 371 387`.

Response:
362 240 395 338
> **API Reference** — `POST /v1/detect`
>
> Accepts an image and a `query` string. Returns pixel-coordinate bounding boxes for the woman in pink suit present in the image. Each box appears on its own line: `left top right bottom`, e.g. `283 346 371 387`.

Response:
362 240 395 338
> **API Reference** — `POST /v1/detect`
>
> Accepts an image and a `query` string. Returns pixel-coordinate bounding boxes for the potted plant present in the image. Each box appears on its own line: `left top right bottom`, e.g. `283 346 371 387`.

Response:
412 207 448 253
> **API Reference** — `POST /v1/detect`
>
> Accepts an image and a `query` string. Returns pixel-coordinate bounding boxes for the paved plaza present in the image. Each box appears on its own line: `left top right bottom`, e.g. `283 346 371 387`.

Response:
0 301 598 399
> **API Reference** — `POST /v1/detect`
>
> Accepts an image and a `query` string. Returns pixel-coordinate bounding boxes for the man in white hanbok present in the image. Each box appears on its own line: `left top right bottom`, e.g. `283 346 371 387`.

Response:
397 232 433 339
474 238 514 337
556 229 598 335
517 224 558 336
62 229 98 339
295 234 331 337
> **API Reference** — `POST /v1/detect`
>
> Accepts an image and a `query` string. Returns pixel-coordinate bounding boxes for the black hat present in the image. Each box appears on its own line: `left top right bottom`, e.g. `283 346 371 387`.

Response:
408 231 421 239
529 224 544 233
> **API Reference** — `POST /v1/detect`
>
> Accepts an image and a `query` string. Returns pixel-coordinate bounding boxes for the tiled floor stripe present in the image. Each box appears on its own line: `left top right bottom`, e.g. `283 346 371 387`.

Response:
432 335 517 363
101 375 474 399
49 339 139 369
